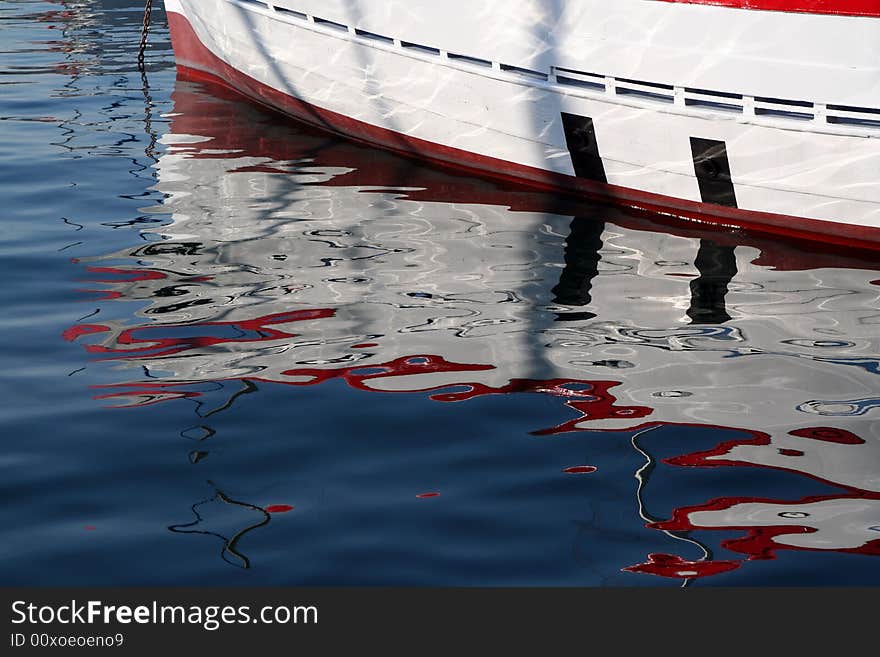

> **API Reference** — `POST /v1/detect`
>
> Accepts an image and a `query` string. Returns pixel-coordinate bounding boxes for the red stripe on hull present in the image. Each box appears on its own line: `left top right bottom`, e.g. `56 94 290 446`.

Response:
656 0 880 17
167 11 880 250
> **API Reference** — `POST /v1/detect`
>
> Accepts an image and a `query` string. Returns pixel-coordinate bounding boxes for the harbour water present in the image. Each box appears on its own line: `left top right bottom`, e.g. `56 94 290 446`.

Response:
1 1 879 586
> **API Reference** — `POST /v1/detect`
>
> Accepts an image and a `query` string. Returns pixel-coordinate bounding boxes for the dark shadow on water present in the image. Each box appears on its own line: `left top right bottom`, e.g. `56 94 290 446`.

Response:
687 239 738 325
168 481 271 569
552 214 605 322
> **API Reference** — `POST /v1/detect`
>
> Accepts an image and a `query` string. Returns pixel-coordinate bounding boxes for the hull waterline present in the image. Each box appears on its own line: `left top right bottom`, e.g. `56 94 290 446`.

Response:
163 0 880 249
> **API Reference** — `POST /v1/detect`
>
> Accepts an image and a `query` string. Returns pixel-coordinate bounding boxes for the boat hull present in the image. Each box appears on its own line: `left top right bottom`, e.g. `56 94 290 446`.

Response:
164 0 880 248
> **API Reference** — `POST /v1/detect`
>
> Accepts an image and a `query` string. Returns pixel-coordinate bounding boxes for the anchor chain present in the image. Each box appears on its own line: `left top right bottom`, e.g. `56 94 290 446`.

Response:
137 0 153 70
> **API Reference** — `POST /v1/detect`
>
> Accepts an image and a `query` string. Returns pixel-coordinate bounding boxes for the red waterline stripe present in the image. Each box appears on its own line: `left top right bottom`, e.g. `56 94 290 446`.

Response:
654 0 880 17
166 11 880 250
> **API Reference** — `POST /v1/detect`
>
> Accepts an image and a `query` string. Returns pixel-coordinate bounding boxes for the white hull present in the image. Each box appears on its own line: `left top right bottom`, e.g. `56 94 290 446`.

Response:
164 0 880 246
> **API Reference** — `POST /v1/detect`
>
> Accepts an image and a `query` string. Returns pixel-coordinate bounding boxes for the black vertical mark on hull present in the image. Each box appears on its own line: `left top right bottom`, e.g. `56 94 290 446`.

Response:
687 239 738 324
561 113 607 183
690 137 737 208
552 215 605 322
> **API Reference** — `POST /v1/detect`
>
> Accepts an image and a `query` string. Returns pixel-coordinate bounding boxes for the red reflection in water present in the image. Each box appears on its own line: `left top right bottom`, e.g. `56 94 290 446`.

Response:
73 296 646 430
78 290 122 301
650 493 880 560
62 324 110 342
37 9 77 23
61 73 880 582
81 266 167 283
788 427 864 445
278 365 649 435
664 425 868 491
265 505 294 514
621 422 880 580
89 344 645 435
610 421 880 580
76 309 335 360
280 355 494 390
68 266 879 581
624 553 741 579
531 382 652 435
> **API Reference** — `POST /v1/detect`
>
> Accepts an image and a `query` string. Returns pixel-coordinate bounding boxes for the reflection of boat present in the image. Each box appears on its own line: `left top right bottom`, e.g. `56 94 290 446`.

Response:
31 1 173 76
163 0 880 247
68 75 880 579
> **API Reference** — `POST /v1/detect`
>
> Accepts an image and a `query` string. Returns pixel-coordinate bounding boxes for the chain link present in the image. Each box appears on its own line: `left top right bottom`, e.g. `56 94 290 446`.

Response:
137 0 153 70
